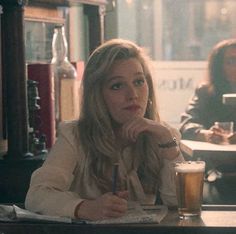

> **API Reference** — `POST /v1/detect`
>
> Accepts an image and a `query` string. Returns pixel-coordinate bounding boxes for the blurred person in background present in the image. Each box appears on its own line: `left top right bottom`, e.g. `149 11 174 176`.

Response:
180 39 236 204
180 39 236 145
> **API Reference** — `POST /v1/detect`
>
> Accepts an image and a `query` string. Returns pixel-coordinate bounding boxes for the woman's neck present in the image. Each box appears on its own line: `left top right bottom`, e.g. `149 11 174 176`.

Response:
113 127 134 149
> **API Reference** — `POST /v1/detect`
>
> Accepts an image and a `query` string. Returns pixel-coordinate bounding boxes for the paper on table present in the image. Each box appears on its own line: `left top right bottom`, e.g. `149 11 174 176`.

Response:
0 204 15 221
0 204 168 225
87 204 168 225
0 204 72 223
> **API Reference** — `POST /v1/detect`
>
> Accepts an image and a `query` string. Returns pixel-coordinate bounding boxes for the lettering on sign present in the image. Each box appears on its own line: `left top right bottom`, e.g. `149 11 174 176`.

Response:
157 77 195 91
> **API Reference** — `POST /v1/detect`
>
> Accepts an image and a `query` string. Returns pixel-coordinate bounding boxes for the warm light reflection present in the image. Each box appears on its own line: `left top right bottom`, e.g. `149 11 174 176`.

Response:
220 7 228 15
126 0 133 5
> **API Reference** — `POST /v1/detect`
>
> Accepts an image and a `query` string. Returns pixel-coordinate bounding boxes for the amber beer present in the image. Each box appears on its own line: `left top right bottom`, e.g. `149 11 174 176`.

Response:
174 161 205 218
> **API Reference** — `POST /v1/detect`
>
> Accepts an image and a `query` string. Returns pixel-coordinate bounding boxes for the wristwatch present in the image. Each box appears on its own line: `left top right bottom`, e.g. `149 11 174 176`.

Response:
158 137 177 148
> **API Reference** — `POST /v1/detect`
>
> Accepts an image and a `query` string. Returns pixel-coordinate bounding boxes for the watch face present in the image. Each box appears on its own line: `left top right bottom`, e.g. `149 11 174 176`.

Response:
158 137 177 148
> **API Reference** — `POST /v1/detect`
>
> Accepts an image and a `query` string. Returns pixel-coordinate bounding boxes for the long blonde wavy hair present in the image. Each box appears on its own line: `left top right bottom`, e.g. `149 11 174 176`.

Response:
78 39 162 191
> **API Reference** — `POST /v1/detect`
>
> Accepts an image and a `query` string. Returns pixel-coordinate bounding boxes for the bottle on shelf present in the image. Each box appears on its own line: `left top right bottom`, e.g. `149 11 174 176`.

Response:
51 24 80 130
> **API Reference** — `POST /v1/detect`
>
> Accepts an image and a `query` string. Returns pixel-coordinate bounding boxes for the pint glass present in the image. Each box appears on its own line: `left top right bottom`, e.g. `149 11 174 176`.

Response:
174 161 205 219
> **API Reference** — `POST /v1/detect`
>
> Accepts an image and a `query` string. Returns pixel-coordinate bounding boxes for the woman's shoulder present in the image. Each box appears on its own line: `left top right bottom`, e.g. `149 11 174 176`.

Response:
58 120 79 131
195 83 210 96
57 120 80 141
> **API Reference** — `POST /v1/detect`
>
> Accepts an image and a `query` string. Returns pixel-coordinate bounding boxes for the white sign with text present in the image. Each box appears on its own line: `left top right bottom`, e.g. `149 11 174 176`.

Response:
153 61 207 128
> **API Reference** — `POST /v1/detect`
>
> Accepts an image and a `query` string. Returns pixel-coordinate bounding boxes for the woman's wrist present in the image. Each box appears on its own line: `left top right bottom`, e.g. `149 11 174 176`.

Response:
158 137 180 160
150 122 173 140
159 146 180 160
74 200 87 219
196 129 211 142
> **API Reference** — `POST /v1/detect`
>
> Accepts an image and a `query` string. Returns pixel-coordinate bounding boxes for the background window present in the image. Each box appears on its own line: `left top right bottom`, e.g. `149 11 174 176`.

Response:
105 0 236 127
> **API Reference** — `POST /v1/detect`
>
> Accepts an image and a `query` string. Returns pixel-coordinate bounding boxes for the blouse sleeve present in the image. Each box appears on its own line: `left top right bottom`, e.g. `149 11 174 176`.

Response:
159 154 184 207
158 123 185 206
25 121 84 218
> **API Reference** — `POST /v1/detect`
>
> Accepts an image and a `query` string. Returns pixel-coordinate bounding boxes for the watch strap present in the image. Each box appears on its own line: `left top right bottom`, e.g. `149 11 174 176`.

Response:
158 137 177 148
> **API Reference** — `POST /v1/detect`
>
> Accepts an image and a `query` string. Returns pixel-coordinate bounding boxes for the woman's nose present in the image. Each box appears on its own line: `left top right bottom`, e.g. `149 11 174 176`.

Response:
127 85 138 100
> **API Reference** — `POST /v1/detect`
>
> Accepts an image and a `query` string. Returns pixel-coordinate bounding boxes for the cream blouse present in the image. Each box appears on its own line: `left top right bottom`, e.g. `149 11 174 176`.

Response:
25 121 184 218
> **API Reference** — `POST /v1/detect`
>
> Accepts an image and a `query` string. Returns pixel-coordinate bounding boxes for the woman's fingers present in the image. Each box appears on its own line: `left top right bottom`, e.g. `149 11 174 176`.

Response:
99 193 128 219
116 190 129 200
228 133 236 144
121 117 150 141
208 132 224 144
78 192 128 220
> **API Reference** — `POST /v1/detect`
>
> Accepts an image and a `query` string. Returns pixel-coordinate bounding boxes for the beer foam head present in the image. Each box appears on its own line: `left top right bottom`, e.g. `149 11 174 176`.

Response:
174 161 205 173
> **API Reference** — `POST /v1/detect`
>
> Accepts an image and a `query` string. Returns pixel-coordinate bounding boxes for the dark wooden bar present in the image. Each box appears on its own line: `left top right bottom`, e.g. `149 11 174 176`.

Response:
0 0 107 203
0 208 236 234
84 3 106 53
0 0 45 204
1 0 30 160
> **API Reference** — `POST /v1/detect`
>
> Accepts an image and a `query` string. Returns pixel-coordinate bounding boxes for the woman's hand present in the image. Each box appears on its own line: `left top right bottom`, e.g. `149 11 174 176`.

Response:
197 129 223 144
197 127 235 144
120 116 172 143
228 132 236 144
119 117 179 160
211 124 236 144
76 191 128 221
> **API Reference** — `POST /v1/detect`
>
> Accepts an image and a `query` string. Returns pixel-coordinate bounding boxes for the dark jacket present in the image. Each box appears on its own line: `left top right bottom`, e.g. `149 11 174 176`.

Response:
179 85 236 140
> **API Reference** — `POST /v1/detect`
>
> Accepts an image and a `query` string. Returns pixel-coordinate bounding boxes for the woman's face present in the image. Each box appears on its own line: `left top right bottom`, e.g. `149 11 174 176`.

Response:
223 47 236 84
102 58 149 125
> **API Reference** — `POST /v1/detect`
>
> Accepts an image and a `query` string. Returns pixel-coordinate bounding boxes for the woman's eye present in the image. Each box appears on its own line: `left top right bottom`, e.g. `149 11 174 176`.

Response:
134 78 145 86
225 57 236 66
110 83 122 90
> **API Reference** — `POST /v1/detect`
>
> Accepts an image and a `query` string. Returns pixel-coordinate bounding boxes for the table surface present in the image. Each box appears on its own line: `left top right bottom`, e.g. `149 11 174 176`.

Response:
180 140 236 158
1 206 236 234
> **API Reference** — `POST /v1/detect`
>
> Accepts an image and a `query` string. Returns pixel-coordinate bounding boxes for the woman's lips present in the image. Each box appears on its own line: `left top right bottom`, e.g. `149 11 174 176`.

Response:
124 105 141 112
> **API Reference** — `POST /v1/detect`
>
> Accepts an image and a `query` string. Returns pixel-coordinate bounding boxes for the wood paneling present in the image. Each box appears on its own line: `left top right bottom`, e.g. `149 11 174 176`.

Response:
0 0 106 203
28 0 107 6
24 6 64 23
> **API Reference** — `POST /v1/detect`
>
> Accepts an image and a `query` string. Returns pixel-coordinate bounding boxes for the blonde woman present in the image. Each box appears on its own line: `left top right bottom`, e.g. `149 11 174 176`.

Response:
25 39 183 220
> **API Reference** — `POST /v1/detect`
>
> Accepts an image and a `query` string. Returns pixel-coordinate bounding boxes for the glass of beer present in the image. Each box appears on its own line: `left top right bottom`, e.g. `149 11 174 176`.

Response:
214 121 234 144
174 161 205 219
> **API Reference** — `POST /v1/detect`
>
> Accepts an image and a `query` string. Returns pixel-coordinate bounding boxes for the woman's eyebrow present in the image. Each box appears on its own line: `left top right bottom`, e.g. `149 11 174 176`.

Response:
106 75 123 82
135 71 145 75
106 71 145 82
109 72 144 78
